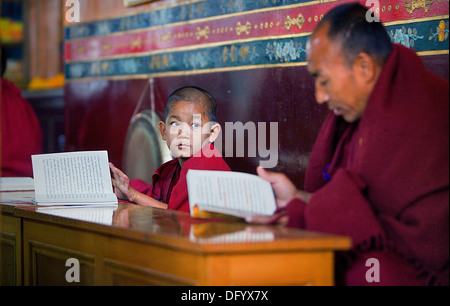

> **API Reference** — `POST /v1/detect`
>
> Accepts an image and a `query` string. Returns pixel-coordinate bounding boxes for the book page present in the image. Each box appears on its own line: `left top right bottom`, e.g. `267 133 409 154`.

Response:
190 223 275 244
190 228 275 244
0 177 34 191
36 206 117 225
32 151 117 205
187 170 276 218
0 191 35 206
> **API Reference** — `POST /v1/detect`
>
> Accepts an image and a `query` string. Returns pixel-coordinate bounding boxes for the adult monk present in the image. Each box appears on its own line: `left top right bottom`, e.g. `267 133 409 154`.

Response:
1 48 42 177
248 3 449 286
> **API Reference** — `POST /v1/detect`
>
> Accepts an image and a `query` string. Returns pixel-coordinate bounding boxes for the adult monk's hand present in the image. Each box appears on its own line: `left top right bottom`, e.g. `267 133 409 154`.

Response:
245 166 312 225
256 166 311 207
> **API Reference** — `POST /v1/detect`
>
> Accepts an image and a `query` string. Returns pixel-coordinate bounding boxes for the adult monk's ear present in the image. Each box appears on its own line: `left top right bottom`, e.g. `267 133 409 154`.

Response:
158 121 167 141
354 52 378 84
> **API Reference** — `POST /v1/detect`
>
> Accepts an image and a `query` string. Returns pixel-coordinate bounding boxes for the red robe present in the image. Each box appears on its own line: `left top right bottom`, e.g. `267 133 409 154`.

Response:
285 44 449 286
1 79 42 177
131 144 231 212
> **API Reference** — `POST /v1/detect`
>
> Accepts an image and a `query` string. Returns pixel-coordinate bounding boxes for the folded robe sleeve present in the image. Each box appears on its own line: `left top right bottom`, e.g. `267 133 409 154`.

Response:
287 169 384 246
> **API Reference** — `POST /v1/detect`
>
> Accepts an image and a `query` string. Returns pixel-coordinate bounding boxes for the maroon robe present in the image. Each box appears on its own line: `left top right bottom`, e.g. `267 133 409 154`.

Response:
1 79 42 177
284 44 449 286
131 144 231 212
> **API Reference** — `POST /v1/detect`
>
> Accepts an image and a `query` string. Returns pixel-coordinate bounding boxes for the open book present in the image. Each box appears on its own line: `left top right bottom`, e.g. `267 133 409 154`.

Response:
32 151 118 206
186 170 277 219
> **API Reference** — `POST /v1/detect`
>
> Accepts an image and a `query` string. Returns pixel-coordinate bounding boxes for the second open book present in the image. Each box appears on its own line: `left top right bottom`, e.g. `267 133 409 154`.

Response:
32 151 118 206
186 170 277 219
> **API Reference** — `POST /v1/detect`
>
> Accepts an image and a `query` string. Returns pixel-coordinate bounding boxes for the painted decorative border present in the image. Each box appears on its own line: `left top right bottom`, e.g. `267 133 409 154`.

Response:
124 0 158 7
65 0 449 40
65 18 449 80
64 0 449 81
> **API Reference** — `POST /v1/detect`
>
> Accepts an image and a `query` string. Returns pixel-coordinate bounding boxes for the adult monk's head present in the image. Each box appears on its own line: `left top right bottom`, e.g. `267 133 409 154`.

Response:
306 2 393 122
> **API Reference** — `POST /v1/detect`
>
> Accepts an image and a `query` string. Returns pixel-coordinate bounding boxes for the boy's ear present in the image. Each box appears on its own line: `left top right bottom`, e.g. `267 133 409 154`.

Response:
208 122 221 143
158 121 167 141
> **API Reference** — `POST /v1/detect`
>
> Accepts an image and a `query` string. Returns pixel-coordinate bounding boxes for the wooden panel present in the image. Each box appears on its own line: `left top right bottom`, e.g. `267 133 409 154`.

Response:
101 234 202 285
23 220 98 285
0 214 22 286
22 218 201 285
103 259 195 286
203 252 334 286
69 0 182 24
0 209 2 282
28 0 63 79
27 240 95 286
0 233 17 286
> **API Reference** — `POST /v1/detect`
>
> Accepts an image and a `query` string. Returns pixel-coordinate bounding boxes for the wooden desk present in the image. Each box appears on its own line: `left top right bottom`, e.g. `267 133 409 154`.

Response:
1 197 351 286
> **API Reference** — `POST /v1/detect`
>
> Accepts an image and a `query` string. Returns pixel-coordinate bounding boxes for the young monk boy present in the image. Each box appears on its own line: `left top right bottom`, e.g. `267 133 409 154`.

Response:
109 86 231 212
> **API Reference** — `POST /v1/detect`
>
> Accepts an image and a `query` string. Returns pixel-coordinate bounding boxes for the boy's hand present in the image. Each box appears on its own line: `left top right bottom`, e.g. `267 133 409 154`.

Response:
109 162 137 202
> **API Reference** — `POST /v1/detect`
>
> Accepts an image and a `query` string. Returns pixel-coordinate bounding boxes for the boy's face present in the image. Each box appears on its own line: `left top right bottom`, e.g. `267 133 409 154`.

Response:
159 101 213 160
